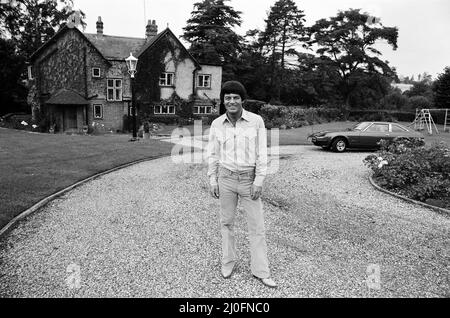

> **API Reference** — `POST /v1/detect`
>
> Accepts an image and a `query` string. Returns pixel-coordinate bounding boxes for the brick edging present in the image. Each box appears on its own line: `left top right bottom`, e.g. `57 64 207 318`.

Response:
0 154 171 239
368 175 450 216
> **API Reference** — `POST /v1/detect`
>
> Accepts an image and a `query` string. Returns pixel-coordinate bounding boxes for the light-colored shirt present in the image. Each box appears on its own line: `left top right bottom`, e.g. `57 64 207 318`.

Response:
207 109 268 187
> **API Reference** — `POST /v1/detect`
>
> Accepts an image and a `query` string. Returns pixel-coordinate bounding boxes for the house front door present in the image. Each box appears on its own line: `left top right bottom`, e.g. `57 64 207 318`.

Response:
63 106 78 131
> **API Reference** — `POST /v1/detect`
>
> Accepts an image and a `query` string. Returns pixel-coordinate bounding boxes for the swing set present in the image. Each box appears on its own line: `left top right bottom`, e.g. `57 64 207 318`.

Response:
412 108 450 134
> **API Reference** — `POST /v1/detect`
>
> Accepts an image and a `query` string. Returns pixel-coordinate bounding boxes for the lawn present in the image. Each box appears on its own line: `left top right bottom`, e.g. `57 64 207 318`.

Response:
0 128 174 230
1 121 449 231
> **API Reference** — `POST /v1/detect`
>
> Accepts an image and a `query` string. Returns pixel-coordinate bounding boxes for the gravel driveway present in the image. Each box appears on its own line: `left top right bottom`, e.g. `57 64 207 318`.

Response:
0 145 449 297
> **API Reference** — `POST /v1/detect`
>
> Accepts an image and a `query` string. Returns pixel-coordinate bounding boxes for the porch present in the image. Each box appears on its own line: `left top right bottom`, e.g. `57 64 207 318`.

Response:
45 89 89 133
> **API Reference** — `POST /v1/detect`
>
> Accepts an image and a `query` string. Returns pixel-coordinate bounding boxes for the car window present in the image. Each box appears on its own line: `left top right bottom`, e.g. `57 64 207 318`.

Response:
365 124 389 132
353 122 372 131
391 124 408 132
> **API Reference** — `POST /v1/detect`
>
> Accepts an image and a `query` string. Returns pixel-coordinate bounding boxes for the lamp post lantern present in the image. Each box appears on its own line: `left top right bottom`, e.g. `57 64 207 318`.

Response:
125 52 138 141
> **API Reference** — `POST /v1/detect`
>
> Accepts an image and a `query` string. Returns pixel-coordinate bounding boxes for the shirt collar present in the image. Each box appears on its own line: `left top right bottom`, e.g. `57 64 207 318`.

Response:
222 109 250 124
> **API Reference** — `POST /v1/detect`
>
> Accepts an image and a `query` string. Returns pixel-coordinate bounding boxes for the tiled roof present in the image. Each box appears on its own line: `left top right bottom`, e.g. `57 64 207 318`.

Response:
84 33 146 60
46 89 88 105
30 26 202 69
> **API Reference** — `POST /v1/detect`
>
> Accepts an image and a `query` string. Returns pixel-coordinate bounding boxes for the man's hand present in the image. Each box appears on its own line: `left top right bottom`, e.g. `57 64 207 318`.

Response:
210 184 220 199
250 185 263 200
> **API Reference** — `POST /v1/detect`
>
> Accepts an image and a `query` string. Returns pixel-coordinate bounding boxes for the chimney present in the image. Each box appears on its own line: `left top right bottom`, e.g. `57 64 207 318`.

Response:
96 16 103 35
146 20 158 39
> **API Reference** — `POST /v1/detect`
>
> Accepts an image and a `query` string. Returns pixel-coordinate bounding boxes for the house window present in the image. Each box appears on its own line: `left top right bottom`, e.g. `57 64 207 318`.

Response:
107 79 122 101
193 106 212 114
197 74 211 88
92 68 101 78
159 72 174 86
154 104 175 114
27 65 34 80
93 104 103 119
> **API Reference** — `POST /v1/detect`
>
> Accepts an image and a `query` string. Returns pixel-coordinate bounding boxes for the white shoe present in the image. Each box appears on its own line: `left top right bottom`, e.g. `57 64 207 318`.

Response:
253 275 277 288
221 266 235 279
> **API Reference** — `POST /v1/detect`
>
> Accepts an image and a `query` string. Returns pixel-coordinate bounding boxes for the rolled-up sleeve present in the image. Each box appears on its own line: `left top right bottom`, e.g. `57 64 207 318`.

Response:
254 117 268 187
207 124 220 186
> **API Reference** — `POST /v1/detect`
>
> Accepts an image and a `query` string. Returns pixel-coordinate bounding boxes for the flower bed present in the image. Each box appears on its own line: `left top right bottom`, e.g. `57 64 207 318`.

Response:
364 138 450 209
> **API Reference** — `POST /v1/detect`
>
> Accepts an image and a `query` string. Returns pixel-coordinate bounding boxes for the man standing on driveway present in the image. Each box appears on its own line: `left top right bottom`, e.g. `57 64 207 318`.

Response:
207 81 277 288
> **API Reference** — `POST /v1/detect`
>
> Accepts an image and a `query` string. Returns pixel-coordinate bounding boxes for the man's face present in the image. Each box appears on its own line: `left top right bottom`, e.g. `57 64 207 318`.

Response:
224 93 243 115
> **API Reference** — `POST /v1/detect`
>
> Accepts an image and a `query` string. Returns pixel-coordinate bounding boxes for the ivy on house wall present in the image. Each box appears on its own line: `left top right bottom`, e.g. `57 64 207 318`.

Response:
139 92 195 126
135 33 191 118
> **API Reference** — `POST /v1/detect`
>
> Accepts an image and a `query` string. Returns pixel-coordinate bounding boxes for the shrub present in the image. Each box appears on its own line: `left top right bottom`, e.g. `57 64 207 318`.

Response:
259 104 341 129
406 95 433 111
244 99 266 114
364 138 450 206
348 109 399 122
382 90 409 110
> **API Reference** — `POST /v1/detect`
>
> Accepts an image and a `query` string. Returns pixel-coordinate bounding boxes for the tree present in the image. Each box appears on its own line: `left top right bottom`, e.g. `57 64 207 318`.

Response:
182 0 243 81
235 29 272 101
404 81 434 101
433 67 450 109
420 72 433 85
407 95 432 111
1 0 85 58
308 9 398 109
347 72 391 109
382 88 408 110
259 0 307 101
0 38 27 115
0 0 85 114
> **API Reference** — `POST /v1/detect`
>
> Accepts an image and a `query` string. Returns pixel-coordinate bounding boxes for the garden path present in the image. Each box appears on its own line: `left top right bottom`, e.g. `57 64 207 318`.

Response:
0 146 448 297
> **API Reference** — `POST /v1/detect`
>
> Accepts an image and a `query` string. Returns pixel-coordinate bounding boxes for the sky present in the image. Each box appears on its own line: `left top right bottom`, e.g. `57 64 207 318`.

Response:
72 0 450 80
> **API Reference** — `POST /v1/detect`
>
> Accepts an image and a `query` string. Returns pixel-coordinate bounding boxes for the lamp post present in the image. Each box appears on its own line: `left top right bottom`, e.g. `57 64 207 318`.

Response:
125 52 138 141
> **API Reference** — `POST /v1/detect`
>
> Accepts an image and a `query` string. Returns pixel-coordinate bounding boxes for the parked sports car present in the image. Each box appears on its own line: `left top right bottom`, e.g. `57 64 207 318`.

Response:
308 122 424 152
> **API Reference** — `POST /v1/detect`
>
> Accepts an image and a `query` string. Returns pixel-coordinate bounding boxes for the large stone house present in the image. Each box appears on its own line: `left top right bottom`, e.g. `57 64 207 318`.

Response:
28 18 222 133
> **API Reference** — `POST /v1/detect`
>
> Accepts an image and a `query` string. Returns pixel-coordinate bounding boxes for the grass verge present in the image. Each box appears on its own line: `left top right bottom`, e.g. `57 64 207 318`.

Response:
0 129 174 230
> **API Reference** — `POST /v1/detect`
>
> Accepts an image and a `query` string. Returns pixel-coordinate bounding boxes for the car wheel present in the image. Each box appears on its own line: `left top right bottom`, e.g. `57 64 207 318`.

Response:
332 138 347 152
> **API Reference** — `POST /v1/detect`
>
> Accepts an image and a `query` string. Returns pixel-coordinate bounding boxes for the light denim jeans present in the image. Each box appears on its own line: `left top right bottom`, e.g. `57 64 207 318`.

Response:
218 166 270 279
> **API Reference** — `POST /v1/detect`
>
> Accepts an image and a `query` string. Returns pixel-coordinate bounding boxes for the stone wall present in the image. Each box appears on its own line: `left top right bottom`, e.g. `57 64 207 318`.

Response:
31 28 131 131
36 29 92 97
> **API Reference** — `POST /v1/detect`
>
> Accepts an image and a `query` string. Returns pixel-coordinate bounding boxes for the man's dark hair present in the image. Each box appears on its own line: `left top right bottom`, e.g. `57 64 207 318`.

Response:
220 81 248 103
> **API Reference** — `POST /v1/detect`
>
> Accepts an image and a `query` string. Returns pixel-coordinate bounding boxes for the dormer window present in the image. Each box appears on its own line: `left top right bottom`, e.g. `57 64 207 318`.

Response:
92 68 101 78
